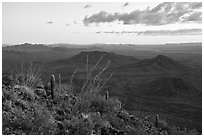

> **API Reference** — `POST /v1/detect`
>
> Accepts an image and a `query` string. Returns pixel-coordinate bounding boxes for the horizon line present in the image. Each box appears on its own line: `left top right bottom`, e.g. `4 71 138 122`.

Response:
2 41 202 46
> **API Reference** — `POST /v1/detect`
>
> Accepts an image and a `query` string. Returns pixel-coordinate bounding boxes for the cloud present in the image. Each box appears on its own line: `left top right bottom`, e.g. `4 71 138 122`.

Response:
96 29 202 36
184 12 202 22
73 21 77 24
83 2 202 26
122 2 129 7
65 23 69 26
191 2 202 9
47 21 53 24
83 11 116 25
84 4 91 9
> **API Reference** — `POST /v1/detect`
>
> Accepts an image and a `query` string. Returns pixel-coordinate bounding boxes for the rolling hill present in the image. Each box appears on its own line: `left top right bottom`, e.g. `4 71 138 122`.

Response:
123 76 202 131
42 51 140 81
117 55 187 73
49 51 139 67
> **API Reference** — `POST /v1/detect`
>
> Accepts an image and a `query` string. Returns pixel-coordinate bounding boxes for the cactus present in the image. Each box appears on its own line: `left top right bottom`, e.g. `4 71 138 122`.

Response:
50 75 55 99
105 91 109 100
155 114 159 128
118 101 121 109
58 73 61 90
177 127 180 132
103 95 106 100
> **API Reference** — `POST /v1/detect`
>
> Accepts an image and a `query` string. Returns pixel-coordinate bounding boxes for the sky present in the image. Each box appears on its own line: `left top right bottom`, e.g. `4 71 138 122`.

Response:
2 2 202 45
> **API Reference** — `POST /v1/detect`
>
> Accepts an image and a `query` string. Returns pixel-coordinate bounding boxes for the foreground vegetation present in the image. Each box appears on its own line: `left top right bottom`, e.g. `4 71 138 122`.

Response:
2 58 201 135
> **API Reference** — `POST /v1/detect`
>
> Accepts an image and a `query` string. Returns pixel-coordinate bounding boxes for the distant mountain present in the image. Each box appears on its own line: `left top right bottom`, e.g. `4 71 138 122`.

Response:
48 43 104 50
42 51 140 80
2 44 112 75
3 43 52 53
2 44 13 47
117 55 187 73
3 43 105 59
135 77 201 98
50 51 139 67
2 43 80 63
163 42 202 47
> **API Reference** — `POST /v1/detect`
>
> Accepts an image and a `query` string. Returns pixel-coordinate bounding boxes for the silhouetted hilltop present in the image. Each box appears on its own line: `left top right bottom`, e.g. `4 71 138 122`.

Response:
3 43 51 52
51 51 139 67
117 55 187 72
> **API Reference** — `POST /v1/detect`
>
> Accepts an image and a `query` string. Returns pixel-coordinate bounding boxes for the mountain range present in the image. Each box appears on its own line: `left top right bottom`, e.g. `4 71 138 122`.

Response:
2 43 202 132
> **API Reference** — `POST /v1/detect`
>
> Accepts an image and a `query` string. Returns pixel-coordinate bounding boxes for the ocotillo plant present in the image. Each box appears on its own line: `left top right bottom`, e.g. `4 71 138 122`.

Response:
105 91 109 100
58 73 61 90
51 75 55 99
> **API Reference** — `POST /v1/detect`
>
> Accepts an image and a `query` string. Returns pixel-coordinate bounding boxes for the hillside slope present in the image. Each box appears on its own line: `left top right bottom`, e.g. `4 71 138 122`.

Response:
49 51 139 66
42 51 139 81
117 55 187 73
135 77 201 98
2 72 201 135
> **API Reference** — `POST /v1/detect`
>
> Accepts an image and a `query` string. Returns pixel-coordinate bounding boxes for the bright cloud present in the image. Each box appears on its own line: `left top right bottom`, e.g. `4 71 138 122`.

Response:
83 2 202 26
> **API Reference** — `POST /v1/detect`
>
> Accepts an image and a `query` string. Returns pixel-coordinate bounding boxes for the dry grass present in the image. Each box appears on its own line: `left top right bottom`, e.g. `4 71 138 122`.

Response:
80 54 113 98
67 54 113 115
15 63 44 89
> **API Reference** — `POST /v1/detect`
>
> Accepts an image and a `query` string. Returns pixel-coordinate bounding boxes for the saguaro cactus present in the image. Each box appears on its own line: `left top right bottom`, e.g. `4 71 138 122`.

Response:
118 101 121 109
105 91 109 100
51 75 55 99
155 114 159 128
59 73 61 90
177 127 180 132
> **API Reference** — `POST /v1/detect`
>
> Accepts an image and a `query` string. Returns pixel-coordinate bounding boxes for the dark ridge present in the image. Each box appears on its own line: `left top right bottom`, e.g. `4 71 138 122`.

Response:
136 77 201 98
79 50 113 55
117 54 187 72
139 55 184 67
51 51 139 66
153 55 171 60
3 43 50 49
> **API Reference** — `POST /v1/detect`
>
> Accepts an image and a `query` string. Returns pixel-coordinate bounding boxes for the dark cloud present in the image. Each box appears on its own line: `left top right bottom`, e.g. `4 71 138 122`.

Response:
84 4 91 9
96 29 202 36
73 21 77 24
122 2 129 7
65 23 69 26
191 2 202 9
150 2 173 13
186 12 202 22
83 11 116 25
47 21 53 24
83 2 202 26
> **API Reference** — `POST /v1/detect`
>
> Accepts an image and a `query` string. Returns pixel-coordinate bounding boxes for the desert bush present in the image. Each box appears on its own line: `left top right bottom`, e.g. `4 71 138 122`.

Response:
14 63 43 89
2 73 16 87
